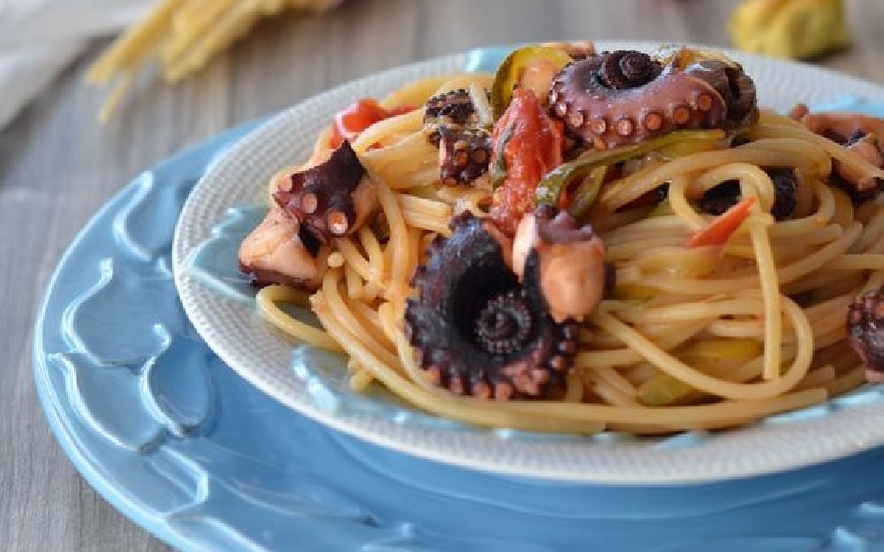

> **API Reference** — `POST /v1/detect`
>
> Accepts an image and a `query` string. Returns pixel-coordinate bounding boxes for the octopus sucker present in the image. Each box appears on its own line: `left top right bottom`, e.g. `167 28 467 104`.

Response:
273 140 377 243
548 49 757 150
240 140 379 290
589 116 607 134
423 88 482 146
642 110 663 131
615 117 635 137
423 88 493 186
404 212 579 400
437 126 492 186
669 103 690 126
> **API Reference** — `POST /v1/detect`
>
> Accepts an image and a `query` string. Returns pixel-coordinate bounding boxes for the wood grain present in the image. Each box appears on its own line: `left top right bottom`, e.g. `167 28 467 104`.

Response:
2 1 883 550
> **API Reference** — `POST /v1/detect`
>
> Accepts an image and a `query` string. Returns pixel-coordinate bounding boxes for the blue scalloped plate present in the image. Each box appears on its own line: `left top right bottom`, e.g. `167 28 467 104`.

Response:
33 46 884 552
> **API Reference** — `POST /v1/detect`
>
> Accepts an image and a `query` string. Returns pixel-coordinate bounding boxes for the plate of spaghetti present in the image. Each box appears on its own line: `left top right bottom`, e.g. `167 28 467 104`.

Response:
173 41 884 482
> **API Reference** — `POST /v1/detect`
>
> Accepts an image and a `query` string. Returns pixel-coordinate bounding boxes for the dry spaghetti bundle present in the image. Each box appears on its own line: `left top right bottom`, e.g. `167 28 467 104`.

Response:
86 0 343 121
238 44 884 434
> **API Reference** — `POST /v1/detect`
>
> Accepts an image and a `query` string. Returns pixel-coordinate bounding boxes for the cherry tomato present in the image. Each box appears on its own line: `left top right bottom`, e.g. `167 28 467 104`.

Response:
489 89 564 235
329 99 413 148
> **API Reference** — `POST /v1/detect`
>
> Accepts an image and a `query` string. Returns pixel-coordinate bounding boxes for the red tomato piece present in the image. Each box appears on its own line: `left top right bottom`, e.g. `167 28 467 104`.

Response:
489 89 564 235
329 99 413 148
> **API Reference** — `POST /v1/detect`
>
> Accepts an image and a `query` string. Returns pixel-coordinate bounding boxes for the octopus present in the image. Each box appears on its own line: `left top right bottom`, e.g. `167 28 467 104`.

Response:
548 49 758 151
437 126 492 187
697 168 798 220
511 207 607 323
273 140 377 243
424 88 483 146
847 288 884 383
404 209 607 400
237 207 330 289
239 140 377 288
790 104 884 201
423 88 492 186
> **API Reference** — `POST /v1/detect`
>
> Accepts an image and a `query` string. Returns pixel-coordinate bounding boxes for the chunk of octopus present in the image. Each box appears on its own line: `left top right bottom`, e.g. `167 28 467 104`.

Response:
238 207 330 290
848 288 884 383
790 107 884 195
273 140 378 243
548 50 757 151
511 210 607 323
404 212 578 400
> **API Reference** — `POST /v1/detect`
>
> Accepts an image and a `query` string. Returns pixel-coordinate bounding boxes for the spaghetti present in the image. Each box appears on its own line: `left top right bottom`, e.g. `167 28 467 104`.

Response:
238 43 884 434
86 0 343 122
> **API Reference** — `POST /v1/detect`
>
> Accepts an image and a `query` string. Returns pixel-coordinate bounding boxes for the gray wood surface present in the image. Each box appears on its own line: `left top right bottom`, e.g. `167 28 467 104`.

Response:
3 1 883 550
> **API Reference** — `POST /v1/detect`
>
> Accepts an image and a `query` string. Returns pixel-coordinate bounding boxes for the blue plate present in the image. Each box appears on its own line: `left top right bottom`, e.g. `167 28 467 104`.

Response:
34 47 884 552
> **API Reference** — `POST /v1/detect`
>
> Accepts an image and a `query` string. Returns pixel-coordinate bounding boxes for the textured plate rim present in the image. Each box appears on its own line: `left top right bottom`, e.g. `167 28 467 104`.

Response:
174 41 884 484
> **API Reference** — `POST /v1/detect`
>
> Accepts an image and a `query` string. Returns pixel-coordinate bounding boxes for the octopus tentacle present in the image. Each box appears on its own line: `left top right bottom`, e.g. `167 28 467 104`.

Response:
790 107 884 200
423 88 493 186
273 140 377 243
437 126 492 187
548 49 758 151
404 212 578 400
511 208 608 323
424 89 482 146
237 207 330 290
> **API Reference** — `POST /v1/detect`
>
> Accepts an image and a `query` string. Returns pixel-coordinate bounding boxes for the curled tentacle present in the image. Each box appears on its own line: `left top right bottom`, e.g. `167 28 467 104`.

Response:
404 212 578 400
683 60 757 126
424 88 493 185
548 48 758 151
438 126 493 186
598 50 661 90
273 140 377 243
424 89 482 146
848 288 884 383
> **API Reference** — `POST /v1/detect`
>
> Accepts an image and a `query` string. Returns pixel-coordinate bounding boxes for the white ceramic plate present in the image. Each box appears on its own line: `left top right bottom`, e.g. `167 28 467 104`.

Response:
173 41 884 484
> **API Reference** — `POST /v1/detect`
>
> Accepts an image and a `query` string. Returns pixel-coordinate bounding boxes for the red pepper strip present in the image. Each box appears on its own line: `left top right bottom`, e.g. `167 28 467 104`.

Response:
686 195 757 248
329 99 413 148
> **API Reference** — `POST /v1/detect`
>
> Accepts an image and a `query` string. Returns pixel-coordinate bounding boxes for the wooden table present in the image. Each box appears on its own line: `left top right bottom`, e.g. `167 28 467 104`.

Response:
3 1 884 550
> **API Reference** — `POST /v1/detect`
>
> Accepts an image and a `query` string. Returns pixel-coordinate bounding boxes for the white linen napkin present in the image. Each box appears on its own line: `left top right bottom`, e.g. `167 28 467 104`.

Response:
0 0 152 129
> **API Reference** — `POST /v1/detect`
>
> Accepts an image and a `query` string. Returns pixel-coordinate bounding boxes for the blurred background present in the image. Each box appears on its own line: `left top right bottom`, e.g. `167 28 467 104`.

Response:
2 1 883 551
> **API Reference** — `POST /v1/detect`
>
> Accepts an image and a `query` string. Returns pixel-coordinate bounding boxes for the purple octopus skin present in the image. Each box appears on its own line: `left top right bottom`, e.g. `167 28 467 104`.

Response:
404 212 579 400
437 126 492 187
548 49 758 151
698 168 798 220
848 288 884 383
424 89 482 146
273 140 377 243
424 89 493 186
